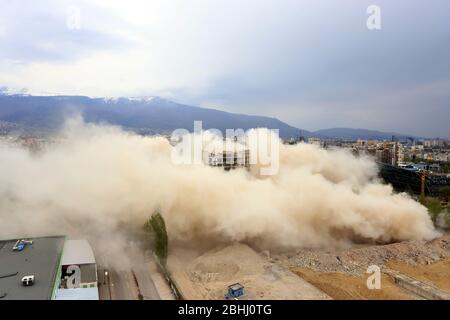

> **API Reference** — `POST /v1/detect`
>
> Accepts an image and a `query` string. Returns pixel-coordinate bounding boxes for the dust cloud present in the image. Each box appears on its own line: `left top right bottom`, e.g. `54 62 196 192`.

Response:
0 119 440 258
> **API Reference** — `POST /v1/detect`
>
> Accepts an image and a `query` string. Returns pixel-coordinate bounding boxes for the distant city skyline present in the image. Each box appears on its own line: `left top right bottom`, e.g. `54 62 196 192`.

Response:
0 0 449 138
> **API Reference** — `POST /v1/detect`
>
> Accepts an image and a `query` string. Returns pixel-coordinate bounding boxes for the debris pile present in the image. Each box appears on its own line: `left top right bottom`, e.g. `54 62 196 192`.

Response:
282 235 450 275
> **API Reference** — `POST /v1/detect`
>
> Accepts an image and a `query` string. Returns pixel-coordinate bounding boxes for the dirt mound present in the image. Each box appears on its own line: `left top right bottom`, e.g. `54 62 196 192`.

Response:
168 243 331 300
193 262 240 282
282 234 450 299
167 235 450 300
283 234 450 275
190 244 263 283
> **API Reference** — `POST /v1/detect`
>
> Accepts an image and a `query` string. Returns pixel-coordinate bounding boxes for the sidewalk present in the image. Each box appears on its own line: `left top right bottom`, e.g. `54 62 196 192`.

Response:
147 256 176 300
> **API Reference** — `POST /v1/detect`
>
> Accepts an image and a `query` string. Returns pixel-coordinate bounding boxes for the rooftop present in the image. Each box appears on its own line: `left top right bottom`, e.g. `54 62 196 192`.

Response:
0 236 65 300
61 239 96 266
55 287 99 300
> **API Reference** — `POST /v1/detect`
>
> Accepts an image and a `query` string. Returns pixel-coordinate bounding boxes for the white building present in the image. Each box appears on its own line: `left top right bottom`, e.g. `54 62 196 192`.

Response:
55 240 98 300
203 149 250 171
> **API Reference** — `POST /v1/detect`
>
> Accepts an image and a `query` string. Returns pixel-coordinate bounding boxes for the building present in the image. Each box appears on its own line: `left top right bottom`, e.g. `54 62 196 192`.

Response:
0 236 98 300
55 239 99 300
308 137 323 147
378 163 450 196
0 236 64 300
374 142 399 166
203 149 250 171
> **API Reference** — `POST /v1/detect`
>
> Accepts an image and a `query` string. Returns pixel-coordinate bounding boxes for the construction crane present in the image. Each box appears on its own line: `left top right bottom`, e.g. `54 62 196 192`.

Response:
421 171 431 196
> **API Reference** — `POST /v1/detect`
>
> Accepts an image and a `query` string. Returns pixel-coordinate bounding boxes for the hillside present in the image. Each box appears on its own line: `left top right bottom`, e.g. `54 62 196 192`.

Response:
314 128 418 141
0 92 421 140
0 93 304 139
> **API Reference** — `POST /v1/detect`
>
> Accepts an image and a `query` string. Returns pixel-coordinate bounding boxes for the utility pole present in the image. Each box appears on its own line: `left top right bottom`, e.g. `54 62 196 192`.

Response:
421 172 427 196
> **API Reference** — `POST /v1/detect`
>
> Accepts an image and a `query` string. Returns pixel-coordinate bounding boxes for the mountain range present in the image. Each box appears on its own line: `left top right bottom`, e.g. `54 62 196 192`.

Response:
0 92 419 140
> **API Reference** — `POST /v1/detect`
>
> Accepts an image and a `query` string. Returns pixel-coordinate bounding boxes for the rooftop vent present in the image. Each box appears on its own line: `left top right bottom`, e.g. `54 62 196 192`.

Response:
21 275 35 286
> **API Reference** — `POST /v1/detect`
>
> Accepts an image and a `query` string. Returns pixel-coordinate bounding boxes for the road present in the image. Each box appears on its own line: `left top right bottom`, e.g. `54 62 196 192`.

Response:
109 269 139 300
132 264 161 300
97 249 161 300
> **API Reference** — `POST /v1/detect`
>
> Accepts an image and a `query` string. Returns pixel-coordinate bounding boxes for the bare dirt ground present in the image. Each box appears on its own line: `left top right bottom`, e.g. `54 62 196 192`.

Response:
291 268 417 300
279 234 450 275
168 243 331 300
282 234 450 300
167 234 450 300
386 258 450 292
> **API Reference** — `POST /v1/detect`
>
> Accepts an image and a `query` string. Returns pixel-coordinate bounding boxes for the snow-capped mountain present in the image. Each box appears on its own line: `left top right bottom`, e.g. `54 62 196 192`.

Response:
0 91 304 138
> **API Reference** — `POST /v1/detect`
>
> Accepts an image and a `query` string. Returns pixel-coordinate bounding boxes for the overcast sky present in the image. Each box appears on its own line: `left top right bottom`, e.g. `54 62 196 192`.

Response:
0 0 449 138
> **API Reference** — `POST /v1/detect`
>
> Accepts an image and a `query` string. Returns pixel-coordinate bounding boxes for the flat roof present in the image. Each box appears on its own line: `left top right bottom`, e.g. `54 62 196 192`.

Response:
0 236 65 300
61 240 95 266
55 287 99 300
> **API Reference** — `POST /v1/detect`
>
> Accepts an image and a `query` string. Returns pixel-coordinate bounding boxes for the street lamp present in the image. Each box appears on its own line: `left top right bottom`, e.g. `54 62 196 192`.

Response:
104 271 108 285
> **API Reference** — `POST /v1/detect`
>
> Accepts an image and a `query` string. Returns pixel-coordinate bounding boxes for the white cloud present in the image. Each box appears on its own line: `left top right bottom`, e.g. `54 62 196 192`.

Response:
0 0 449 137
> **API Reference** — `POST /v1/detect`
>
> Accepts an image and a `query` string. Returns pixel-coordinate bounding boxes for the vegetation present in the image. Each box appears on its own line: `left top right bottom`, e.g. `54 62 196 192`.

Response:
446 207 450 227
439 207 450 229
144 209 169 265
418 195 443 223
438 186 450 199
441 162 450 174
418 195 450 229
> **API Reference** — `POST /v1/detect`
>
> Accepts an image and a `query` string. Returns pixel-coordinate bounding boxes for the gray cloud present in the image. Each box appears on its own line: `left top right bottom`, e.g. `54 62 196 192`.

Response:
0 0 449 137
0 0 129 63
182 0 450 138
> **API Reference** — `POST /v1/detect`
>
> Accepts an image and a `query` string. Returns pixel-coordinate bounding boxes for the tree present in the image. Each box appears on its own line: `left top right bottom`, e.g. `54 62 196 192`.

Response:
144 209 169 265
438 186 450 199
418 195 443 223
442 163 450 174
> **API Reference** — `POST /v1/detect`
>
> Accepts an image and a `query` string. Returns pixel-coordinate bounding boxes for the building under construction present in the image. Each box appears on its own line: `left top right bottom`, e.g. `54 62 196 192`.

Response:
203 149 250 171
378 163 450 197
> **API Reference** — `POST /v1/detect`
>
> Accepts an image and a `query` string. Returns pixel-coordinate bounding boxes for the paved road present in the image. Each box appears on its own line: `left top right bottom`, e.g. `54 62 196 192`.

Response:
109 269 139 300
97 249 161 300
132 264 161 300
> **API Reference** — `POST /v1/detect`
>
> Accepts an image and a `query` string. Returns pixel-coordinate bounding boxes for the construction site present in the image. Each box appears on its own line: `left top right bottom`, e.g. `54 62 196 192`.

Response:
1 122 449 300
165 233 450 300
157 132 450 300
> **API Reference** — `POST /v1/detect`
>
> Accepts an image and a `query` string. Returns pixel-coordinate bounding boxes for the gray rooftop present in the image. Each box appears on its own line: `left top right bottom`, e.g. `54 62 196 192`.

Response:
61 240 96 266
0 236 65 300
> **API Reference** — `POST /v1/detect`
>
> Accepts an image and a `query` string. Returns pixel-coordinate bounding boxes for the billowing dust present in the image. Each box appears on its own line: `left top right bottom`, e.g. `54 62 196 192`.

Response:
0 118 440 265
